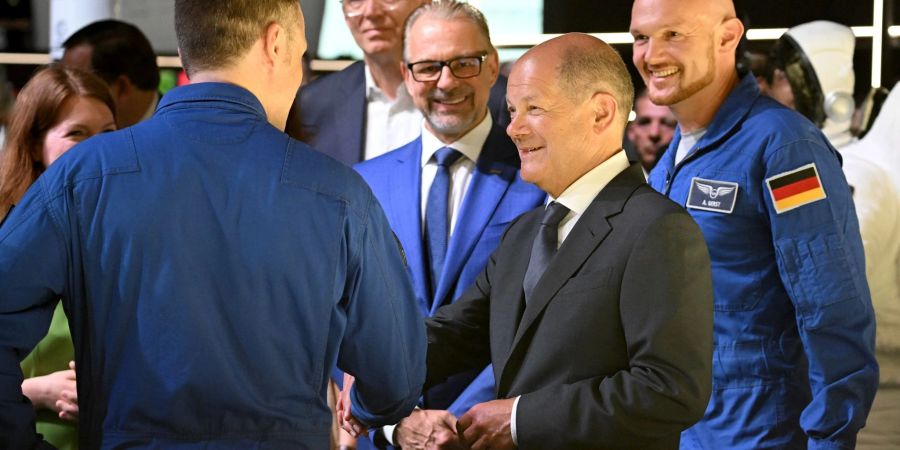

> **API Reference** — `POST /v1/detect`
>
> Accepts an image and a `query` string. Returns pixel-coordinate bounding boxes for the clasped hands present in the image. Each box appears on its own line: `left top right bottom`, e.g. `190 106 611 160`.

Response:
21 360 78 421
336 374 516 449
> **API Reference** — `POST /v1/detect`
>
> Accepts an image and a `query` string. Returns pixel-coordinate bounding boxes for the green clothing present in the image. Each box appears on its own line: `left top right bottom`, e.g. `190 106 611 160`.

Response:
20 302 78 450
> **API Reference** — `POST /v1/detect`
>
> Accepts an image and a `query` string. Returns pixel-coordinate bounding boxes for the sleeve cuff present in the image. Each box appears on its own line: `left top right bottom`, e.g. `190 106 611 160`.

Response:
383 424 397 446
511 395 521 446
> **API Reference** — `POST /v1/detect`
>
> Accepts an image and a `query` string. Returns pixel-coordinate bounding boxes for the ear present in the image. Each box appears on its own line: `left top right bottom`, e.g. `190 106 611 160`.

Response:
401 59 416 95
485 48 500 85
263 21 289 70
110 75 133 99
589 91 618 134
718 17 744 53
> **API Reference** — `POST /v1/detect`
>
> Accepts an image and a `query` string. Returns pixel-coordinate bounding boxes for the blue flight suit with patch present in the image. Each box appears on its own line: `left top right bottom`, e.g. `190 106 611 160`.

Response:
647 73 878 449
0 83 425 449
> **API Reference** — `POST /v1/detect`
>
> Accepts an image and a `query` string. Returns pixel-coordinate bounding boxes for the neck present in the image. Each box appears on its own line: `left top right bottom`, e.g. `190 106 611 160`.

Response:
671 70 740 133
365 51 404 100
189 69 286 130
119 89 156 128
547 141 622 198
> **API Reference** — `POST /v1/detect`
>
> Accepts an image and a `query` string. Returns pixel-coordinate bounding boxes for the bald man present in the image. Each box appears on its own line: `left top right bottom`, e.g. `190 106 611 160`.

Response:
631 1 878 449
396 33 713 449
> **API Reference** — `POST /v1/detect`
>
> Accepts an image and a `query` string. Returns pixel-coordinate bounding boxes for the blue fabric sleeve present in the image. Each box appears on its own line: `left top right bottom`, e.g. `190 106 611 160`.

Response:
0 183 68 449
763 139 879 448
341 193 426 427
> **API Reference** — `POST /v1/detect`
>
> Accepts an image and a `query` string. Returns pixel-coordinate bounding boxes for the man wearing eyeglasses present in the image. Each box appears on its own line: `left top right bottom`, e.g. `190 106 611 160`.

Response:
353 2 545 448
285 0 510 166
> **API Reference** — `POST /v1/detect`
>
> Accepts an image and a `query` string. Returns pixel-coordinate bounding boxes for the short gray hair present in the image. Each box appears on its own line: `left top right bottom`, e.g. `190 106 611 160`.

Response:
403 1 493 61
558 37 634 122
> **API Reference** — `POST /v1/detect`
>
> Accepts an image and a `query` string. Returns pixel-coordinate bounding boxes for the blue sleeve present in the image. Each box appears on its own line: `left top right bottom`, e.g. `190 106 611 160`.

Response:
0 182 68 449
444 365 495 418
763 139 879 449
339 193 426 427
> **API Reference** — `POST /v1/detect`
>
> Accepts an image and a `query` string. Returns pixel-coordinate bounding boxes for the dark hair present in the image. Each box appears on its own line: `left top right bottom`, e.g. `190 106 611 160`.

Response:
175 0 302 76
63 20 160 91
558 35 634 122
0 65 115 218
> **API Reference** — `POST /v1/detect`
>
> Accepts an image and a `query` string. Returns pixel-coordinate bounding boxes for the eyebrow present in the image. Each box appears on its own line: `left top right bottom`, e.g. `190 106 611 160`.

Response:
507 93 540 103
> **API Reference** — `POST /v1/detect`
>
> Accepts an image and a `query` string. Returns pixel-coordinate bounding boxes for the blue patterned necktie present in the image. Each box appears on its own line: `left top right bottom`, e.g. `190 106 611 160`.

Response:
523 201 570 304
425 147 463 297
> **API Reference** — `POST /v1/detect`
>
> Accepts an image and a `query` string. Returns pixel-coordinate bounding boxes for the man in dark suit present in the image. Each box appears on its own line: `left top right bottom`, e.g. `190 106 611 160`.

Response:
415 33 715 449
353 3 545 447
284 0 509 165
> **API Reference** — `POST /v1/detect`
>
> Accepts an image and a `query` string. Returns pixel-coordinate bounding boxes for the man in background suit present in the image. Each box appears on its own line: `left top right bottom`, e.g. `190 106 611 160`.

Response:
285 0 510 165
354 2 545 447
419 33 714 449
61 20 160 129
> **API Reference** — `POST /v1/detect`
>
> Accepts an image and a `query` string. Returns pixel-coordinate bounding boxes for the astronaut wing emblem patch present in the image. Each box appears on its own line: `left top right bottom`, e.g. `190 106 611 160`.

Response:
687 177 739 213
765 163 827 214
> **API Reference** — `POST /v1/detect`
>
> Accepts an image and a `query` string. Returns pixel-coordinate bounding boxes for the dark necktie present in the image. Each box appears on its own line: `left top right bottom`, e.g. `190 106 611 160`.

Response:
523 201 570 304
425 147 463 296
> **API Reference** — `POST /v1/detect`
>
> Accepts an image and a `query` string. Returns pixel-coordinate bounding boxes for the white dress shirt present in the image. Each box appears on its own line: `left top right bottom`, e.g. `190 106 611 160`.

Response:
419 113 492 236
363 66 423 161
510 149 631 445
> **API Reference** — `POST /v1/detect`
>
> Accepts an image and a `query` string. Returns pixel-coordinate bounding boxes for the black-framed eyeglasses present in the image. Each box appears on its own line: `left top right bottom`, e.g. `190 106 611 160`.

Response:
406 54 487 82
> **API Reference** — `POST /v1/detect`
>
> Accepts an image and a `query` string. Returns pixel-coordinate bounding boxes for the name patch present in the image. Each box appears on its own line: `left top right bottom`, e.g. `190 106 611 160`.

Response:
687 177 739 214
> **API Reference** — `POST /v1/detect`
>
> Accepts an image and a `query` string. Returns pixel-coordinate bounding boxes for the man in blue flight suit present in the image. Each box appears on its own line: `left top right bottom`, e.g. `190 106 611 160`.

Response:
630 0 878 448
353 2 545 447
0 1 424 449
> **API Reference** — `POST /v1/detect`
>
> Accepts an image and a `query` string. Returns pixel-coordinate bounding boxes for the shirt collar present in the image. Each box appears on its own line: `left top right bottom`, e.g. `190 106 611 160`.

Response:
659 72 758 172
551 149 630 216
157 82 267 119
420 113 492 167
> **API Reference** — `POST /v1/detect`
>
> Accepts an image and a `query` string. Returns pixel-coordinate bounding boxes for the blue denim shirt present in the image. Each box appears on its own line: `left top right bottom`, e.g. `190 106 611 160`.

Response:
0 82 425 449
648 73 878 450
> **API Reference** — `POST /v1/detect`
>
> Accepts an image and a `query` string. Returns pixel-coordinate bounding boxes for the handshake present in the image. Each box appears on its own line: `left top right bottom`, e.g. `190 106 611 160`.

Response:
336 374 517 450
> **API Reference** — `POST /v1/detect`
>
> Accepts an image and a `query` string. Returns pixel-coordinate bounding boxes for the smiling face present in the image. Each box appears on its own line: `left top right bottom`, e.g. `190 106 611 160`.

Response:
505 55 600 198
630 0 720 107
403 16 498 143
41 95 116 167
345 0 425 58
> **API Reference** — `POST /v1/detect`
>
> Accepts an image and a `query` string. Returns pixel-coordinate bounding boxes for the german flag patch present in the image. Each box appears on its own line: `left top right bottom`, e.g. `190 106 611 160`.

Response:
766 163 827 214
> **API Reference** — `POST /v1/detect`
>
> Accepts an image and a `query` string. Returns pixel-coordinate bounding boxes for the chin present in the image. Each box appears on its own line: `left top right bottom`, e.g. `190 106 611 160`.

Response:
519 166 541 186
647 89 678 106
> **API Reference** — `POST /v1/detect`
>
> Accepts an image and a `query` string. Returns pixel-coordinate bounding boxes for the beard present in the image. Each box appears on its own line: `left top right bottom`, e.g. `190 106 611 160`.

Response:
647 41 716 106
423 87 482 139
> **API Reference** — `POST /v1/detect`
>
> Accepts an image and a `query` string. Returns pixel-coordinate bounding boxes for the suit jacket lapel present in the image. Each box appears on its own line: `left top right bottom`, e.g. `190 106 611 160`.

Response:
388 139 430 316
431 128 518 313
335 62 367 165
504 164 646 371
491 210 540 388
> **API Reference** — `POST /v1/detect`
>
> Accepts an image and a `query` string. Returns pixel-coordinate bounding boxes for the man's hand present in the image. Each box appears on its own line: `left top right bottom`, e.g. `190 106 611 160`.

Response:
337 373 368 438
21 361 78 422
395 409 463 450
457 398 516 450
